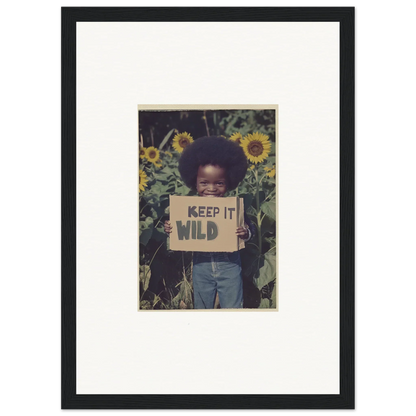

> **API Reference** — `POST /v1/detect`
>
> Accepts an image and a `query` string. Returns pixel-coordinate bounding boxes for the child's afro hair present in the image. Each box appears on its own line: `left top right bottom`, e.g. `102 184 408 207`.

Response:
178 136 248 191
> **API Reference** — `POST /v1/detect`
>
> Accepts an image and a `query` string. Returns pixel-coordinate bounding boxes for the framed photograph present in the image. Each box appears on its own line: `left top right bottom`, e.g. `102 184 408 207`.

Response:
137 106 278 311
62 7 354 409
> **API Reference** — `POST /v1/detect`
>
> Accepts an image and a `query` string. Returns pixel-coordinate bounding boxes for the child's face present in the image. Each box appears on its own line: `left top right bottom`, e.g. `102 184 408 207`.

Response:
196 164 227 197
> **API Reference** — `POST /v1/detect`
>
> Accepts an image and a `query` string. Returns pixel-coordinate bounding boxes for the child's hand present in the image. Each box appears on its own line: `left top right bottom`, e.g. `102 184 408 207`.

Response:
236 226 249 240
164 220 173 235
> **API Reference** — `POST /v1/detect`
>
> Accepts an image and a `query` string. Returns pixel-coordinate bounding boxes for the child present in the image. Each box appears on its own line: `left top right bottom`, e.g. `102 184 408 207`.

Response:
164 136 255 309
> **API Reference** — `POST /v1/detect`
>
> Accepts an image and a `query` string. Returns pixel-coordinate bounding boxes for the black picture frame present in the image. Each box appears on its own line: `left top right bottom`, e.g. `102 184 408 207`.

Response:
62 7 354 409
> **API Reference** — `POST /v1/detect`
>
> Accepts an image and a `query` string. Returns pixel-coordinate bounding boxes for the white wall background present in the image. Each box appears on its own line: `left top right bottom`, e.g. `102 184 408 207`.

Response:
76 21 339 395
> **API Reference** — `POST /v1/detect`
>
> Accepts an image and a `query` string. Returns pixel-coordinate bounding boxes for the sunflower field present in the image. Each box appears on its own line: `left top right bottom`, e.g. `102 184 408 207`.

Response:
139 109 277 309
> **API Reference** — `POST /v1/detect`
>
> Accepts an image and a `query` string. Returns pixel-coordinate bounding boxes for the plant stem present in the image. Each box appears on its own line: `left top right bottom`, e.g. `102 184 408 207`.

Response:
150 127 154 147
266 245 276 253
140 202 148 214
203 110 210 136
150 242 164 266
247 241 260 250
155 214 165 229
182 252 186 280
264 188 276 202
259 173 268 186
140 241 165 300
255 166 262 254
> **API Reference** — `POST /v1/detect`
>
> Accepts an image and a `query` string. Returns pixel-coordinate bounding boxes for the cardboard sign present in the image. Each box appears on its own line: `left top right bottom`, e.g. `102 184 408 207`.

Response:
169 195 245 252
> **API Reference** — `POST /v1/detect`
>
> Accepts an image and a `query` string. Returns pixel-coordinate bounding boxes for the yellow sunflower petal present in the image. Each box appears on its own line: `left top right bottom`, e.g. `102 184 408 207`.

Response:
267 165 276 178
139 169 149 192
229 132 243 144
172 132 194 153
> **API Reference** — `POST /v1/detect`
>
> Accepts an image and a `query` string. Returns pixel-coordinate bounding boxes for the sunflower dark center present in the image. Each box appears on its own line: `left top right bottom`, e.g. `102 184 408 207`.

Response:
179 138 189 147
248 141 263 156
148 150 156 159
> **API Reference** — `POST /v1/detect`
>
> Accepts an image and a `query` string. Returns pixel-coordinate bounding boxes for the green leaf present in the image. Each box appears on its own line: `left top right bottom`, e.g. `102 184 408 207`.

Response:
139 265 151 292
159 128 175 150
140 300 152 310
259 298 271 308
261 200 276 221
175 184 191 196
254 251 276 290
270 283 277 309
139 217 154 246
144 182 175 205
266 155 276 165
264 235 276 248
149 207 159 219
152 182 173 195
153 170 173 184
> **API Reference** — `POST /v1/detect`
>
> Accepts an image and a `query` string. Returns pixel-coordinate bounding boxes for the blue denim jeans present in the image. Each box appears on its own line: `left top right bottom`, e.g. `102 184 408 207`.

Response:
192 251 243 309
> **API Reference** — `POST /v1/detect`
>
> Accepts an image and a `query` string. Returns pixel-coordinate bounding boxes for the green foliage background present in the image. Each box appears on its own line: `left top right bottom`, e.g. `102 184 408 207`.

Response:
139 109 277 309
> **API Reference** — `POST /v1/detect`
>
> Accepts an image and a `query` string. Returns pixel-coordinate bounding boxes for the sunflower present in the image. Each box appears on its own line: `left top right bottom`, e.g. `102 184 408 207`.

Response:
139 147 147 159
145 146 160 165
248 165 255 171
165 151 173 158
229 132 243 144
240 132 271 164
172 132 193 153
154 159 162 168
266 165 276 178
139 169 148 192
